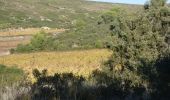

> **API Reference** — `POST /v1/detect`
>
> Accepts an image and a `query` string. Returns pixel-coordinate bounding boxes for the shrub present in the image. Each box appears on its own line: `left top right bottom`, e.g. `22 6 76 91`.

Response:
0 64 24 86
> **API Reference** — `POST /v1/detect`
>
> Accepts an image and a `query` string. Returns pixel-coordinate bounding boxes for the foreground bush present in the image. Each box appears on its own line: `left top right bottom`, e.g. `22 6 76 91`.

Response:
28 69 151 100
0 65 31 100
0 83 31 100
0 64 24 86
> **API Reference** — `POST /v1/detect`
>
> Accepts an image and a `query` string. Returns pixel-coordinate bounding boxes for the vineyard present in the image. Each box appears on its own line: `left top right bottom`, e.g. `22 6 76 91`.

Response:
0 49 111 81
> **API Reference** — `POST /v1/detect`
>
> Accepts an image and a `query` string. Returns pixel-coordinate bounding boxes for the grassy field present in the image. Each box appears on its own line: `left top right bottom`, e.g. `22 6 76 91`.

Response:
0 49 112 81
0 64 24 86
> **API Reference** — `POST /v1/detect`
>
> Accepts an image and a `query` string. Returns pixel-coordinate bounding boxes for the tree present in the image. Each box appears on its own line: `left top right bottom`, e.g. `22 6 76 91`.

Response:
146 0 170 35
144 1 150 10
31 31 48 51
150 0 167 8
98 0 169 98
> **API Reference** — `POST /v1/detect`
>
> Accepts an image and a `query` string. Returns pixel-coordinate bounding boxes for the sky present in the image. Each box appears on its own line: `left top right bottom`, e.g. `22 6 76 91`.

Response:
90 0 170 5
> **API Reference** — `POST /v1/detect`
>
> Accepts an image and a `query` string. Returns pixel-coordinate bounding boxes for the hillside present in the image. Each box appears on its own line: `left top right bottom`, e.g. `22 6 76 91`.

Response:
0 0 142 29
0 0 143 53
0 0 114 29
0 0 169 99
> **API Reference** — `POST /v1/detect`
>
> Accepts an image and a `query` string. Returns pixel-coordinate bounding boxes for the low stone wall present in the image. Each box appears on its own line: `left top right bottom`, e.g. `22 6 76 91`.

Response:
0 35 32 41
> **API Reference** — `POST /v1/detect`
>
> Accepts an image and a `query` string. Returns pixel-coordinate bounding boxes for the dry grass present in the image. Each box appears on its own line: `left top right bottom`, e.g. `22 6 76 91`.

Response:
0 40 29 48
0 49 112 81
0 28 65 36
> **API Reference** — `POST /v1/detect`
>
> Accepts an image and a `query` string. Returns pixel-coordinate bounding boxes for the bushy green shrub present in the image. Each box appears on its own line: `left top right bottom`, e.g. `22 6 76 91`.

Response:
14 31 56 52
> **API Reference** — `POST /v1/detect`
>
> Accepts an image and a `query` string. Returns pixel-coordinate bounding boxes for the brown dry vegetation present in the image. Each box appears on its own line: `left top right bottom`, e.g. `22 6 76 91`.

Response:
0 49 112 81
0 40 29 48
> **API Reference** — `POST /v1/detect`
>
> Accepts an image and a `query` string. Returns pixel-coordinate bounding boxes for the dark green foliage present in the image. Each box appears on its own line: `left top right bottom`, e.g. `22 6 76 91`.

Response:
153 53 170 99
144 1 150 10
31 69 86 100
156 53 170 82
28 69 147 100
96 0 170 99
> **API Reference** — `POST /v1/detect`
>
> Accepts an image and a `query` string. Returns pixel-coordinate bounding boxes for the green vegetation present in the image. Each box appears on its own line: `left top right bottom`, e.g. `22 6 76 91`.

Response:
13 7 127 52
95 0 170 99
0 0 170 99
0 64 24 86
0 0 113 29
14 31 55 52
1 0 143 52
14 26 110 52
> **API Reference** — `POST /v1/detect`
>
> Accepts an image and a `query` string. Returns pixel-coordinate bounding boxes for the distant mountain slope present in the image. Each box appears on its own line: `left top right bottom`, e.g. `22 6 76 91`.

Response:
0 0 142 29
0 0 114 29
0 0 143 51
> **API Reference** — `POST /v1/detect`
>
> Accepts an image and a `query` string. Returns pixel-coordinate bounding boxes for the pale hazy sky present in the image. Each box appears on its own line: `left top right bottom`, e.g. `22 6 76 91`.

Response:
90 0 170 5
